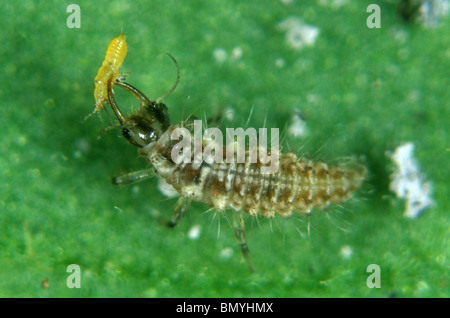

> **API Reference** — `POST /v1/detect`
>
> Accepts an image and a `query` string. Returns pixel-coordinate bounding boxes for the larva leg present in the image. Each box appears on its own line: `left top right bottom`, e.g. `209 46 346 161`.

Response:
166 196 191 228
95 107 121 137
112 168 154 186
97 123 121 138
232 213 255 272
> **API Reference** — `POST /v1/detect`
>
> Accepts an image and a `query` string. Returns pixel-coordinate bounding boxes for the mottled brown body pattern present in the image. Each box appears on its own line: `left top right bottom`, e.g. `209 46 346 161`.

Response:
141 126 366 219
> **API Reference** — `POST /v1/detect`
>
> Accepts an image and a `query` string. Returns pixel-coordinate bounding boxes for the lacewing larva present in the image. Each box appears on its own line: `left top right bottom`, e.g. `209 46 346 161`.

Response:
92 35 366 271
94 33 127 112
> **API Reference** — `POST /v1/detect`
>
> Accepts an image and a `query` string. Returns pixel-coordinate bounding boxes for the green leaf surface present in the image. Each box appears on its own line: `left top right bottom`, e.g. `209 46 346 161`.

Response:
0 0 448 297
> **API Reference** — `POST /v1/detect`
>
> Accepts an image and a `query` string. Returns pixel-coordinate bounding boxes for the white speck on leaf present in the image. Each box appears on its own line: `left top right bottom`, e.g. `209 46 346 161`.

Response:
340 245 353 259
275 58 285 68
278 17 320 50
389 142 434 218
288 110 308 138
188 225 201 240
213 48 227 63
220 247 234 259
416 0 450 28
231 47 243 60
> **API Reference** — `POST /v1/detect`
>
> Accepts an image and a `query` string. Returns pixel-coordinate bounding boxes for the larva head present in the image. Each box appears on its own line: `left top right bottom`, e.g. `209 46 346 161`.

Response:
120 102 170 147
106 53 179 148
107 82 170 148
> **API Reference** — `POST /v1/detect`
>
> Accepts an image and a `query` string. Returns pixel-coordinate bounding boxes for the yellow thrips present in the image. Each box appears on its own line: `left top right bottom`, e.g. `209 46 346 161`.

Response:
94 34 127 111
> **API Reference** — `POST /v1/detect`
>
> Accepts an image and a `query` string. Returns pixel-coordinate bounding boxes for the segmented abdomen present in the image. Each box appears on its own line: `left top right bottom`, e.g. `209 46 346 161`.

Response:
94 34 128 111
144 127 366 218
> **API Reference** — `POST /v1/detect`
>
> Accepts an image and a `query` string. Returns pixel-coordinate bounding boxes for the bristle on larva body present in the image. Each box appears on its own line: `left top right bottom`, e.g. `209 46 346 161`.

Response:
94 34 127 111
140 126 366 218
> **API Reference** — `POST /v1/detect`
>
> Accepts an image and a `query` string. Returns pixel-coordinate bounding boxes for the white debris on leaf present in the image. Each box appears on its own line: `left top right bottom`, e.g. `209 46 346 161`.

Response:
319 0 349 9
277 17 320 50
220 247 234 259
231 47 243 60
131 185 140 194
213 47 227 63
158 177 178 198
73 138 90 159
416 0 449 28
188 225 201 240
389 143 434 218
275 58 285 68
288 110 308 138
339 245 353 259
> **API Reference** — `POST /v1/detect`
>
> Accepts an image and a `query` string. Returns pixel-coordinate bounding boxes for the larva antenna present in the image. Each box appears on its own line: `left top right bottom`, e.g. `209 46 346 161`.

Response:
155 53 180 104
